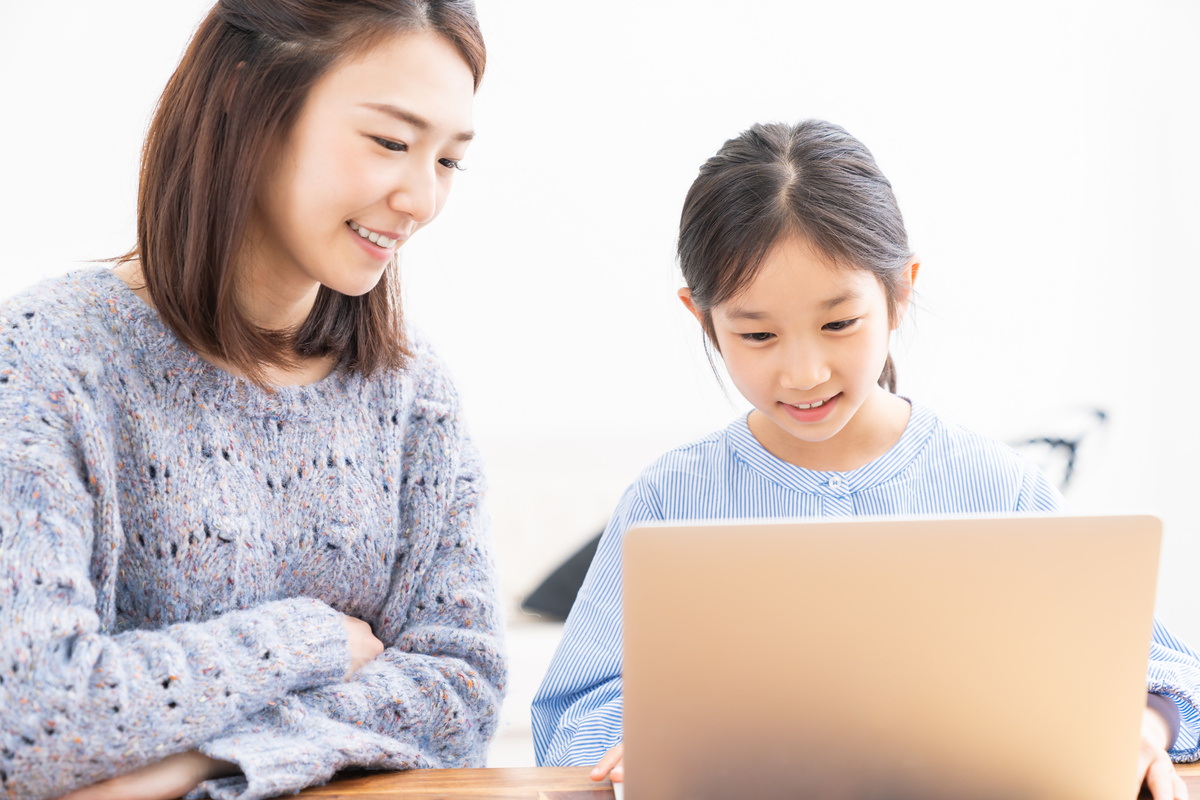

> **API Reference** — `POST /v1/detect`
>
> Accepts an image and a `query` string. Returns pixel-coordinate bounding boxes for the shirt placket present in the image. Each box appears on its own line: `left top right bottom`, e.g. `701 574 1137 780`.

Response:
823 473 854 517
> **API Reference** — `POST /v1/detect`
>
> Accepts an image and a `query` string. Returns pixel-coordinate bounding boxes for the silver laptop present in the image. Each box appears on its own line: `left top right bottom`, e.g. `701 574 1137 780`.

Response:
621 515 1161 800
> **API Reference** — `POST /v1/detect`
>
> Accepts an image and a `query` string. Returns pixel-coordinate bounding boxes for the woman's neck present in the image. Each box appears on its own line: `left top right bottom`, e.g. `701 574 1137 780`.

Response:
111 260 338 387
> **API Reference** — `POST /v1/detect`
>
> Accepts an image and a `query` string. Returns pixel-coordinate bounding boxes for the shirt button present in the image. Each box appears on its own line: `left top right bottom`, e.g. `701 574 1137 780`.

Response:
829 475 843 492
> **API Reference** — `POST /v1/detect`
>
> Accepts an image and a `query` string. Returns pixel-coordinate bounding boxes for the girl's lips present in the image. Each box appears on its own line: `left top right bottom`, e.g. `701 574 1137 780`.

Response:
781 392 841 423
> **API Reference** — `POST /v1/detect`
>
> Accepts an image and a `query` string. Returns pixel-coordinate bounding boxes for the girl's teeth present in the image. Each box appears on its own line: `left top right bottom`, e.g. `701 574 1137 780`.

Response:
795 399 827 410
368 232 380 244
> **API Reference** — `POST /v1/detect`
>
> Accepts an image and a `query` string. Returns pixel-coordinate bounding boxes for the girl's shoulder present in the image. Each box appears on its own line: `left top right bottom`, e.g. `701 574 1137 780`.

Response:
906 402 1066 511
915 404 1035 468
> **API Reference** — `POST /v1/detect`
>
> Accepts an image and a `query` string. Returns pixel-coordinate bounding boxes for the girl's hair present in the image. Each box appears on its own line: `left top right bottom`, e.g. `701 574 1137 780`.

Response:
120 0 486 386
677 119 912 393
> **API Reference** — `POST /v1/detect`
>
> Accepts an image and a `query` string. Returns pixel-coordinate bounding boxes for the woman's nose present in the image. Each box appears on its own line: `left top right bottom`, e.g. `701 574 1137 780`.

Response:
388 162 438 225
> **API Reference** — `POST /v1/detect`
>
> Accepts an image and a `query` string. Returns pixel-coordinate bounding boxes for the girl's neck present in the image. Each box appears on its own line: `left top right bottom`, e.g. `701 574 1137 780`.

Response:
747 387 912 472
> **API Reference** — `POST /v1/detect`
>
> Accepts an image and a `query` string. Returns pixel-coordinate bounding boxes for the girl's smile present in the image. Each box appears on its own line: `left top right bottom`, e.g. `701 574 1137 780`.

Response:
781 392 841 422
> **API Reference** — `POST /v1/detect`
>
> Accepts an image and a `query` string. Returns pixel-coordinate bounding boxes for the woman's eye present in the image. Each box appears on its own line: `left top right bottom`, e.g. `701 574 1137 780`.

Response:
740 332 774 342
438 158 465 171
824 318 858 332
372 136 407 152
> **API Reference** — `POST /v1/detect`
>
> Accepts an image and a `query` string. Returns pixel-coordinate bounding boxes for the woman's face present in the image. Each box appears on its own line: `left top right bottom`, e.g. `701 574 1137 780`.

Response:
247 30 475 301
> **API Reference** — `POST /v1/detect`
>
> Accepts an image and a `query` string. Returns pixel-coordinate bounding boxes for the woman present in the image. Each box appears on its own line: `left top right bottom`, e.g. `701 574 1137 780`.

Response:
0 2 504 799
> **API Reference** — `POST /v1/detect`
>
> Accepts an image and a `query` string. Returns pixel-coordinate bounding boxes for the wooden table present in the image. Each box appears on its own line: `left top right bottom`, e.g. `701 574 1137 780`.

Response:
289 762 1200 799
293 767 615 799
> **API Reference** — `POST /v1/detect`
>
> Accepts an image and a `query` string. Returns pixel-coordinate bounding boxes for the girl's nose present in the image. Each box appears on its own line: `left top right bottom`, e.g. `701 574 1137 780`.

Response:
778 342 831 391
388 163 438 225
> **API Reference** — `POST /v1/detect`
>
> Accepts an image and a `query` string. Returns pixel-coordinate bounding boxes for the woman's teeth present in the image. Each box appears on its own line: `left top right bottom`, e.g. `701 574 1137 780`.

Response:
348 221 395 248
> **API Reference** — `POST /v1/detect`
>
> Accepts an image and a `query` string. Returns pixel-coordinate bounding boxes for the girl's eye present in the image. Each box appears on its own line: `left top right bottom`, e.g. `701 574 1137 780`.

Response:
438 158 466 172
740 332 774 342
372 136 407 153
824 318 859 332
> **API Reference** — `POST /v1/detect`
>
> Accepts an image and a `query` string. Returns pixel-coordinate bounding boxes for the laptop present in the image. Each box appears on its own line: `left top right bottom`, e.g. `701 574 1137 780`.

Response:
621 515 1161 800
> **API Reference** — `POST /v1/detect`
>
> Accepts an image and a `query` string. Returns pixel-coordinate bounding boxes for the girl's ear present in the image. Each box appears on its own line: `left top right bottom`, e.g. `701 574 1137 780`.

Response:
891 257 920 329
678 288 704 324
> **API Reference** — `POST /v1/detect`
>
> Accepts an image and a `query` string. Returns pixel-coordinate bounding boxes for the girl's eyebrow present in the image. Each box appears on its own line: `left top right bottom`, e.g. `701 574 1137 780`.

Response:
727 290 861 320
358 102 475 142
725 307 767 321
821 290 861 310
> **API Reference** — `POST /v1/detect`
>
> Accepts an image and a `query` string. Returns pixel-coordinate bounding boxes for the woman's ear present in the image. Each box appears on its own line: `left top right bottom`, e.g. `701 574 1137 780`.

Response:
678 288 704 324
891 257 920 329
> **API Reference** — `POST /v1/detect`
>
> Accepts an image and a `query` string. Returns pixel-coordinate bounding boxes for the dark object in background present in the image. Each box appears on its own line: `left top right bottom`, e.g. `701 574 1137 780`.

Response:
520 531 603 621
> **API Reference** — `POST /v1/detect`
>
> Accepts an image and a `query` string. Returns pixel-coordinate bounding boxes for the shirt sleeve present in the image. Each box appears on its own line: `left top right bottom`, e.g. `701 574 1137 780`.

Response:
531 483 659 767
0 343 351 800
1146 618 1200 762
188 416 507 800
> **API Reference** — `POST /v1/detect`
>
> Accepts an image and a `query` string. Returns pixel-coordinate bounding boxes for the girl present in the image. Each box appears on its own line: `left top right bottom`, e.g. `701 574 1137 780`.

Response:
0 2 503 799
531 120 1200 800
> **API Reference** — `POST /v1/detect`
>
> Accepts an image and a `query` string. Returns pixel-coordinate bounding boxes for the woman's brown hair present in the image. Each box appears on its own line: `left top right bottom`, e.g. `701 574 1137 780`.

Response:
677 119 913 393
121 0 486 386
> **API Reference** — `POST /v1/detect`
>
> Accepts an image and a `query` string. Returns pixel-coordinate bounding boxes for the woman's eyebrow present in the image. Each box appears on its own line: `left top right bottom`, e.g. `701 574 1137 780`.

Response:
358 102 475 142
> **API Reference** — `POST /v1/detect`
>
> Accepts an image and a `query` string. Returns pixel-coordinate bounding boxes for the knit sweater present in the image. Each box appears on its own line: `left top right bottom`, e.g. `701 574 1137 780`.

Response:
0 268 506 800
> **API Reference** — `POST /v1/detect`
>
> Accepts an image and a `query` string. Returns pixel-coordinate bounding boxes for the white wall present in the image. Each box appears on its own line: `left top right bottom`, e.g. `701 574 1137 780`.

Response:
1 1 1197 642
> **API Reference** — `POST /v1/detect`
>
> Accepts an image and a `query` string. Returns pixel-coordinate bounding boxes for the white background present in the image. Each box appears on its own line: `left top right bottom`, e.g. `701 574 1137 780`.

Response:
1 0 1197 649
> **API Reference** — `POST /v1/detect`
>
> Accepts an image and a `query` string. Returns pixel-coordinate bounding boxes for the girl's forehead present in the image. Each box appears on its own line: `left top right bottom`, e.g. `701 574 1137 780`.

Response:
729 237 883 310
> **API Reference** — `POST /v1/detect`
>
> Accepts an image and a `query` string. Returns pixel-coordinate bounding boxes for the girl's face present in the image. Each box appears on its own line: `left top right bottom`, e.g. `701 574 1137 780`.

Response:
246 30 475 303
683 235 914 469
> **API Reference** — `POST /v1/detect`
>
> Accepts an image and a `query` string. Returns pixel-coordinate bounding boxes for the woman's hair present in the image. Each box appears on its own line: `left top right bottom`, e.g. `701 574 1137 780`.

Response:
677 119 912 393
121 0 486 385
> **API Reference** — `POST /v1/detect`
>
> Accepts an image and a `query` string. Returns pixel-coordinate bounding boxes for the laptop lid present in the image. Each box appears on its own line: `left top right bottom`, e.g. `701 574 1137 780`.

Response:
622 515 1161 800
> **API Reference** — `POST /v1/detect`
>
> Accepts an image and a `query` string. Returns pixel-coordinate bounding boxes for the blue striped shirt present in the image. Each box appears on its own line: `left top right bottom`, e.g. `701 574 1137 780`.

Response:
531 402 1200 765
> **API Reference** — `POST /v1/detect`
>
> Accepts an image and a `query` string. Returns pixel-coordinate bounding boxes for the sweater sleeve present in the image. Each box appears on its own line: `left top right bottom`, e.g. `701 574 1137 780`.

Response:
530 483 658 767
188 410 507 800
0 338 350 800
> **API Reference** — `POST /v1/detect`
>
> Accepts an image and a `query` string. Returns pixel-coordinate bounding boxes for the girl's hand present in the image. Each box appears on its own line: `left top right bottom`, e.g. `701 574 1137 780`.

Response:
342 614 384 678
1139 706 1188 800
590 743 624 783
54 751 237 800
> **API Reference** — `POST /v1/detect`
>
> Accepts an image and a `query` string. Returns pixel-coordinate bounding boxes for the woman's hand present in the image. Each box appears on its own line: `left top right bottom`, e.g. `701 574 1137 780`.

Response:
342 614 384 678
1139 705 1188 800
54 751 237 800
590 743 624 783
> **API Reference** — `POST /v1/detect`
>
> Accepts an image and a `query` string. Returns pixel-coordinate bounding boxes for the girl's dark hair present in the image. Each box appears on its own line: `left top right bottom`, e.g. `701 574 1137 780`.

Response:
120 0 486 386
677 119 912 393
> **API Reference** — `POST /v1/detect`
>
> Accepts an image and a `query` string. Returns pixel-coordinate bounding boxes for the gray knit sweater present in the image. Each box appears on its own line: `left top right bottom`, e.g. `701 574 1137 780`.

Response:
0 269 506 800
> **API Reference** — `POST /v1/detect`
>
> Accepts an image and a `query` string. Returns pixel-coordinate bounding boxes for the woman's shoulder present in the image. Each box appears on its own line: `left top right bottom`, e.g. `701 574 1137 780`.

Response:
0 268 125 368
389 329 463 416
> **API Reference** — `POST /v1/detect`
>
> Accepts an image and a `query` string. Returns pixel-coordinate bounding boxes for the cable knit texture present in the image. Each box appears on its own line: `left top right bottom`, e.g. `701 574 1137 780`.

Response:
0 268 506 800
